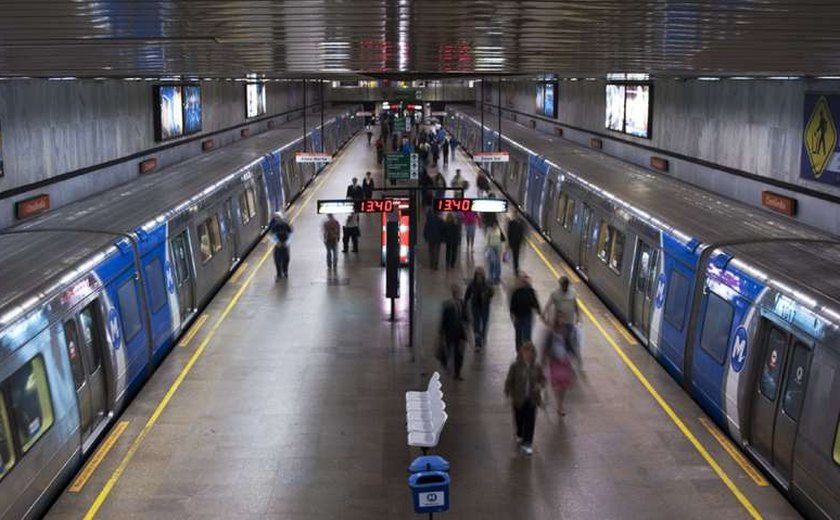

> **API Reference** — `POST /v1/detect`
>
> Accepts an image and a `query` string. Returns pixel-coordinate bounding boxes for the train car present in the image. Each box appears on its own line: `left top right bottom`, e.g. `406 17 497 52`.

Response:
446 105 840 519
0 107 361 519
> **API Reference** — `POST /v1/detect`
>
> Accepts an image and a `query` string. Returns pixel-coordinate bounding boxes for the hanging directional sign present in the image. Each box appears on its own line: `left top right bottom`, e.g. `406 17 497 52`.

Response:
434 198 508 213
393 117 408 133
385 153 419 181
473 151 510 163
317 200 356 214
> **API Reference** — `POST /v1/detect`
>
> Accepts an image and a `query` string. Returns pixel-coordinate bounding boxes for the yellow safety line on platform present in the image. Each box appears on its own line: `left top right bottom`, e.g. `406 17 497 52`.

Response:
606 314 638 345
228 261 249 285
699 416 769 487
69 421 129 493
525 235 763 519
177 313 208 348
82 146 342 520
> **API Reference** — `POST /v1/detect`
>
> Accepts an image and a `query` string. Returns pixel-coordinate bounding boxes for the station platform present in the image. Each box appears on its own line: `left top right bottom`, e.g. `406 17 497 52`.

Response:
47 129 800 519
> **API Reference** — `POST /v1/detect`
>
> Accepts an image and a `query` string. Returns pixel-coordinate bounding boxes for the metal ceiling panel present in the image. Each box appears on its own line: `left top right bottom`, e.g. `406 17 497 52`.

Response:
0 1 837 78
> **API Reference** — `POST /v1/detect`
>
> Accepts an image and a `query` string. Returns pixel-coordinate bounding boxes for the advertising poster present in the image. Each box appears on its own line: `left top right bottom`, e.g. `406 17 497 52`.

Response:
182 85 202 135
801 94 840 185
246 83 266 118
159 85 184 140
605 84 625 132
624 84 650 138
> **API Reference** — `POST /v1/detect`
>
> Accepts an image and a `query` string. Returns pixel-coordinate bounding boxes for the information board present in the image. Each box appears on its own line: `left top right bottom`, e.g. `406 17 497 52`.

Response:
393 117 408 133
385 153 419 181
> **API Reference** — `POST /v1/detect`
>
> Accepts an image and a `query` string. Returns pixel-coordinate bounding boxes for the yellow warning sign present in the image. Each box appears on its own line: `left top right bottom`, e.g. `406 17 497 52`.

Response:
804 96 836 178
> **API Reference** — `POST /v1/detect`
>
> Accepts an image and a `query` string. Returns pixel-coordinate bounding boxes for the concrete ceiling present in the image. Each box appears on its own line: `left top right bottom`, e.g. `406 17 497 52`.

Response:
0 1 838 79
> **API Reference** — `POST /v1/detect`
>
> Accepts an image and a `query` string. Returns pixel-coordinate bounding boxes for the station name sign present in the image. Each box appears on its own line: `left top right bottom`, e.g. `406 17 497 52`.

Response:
472 151 509 163
296 152 332 164
434 198 508 213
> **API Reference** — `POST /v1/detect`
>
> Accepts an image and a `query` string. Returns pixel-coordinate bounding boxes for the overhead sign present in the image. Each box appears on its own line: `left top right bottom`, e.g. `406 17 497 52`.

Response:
473 151 509 163
296 151 332 164
434 198 508 213
385 153 419 181
316 200 355 214
801 94 840 184
393 117 408 133
15 194 50 220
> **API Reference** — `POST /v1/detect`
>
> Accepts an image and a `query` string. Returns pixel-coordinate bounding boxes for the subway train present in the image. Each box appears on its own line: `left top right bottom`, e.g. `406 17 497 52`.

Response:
447 106 840 519
0 106 362 519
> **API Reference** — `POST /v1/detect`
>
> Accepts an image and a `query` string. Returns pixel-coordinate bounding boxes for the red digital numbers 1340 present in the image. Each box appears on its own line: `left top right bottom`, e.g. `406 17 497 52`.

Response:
434 198 472 212
358 199 396 213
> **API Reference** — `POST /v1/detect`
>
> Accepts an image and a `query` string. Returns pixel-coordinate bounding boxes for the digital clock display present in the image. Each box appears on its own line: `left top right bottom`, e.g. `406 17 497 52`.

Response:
434 198 508 213
357 199 397 213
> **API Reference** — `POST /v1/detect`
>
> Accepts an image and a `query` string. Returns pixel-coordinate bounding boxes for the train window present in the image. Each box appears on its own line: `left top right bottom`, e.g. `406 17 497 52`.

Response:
144 258 167 312
699 293 734 364
8 356 54 453
759 327 788 401
555 193 567 223
0 396 14 479
781 342 810 421
208 216 223 252
239 192 252 225
608 229 625 274
563 199 576 231
834 419 840 465
664 270 690 330
79 303 103 371
63 320 85 390
197 221 213 263
171 233 190 284
117 278 142 343
596 220 611 261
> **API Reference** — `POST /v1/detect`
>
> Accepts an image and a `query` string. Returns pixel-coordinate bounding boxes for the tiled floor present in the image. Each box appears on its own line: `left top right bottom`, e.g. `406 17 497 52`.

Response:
47 129 800 519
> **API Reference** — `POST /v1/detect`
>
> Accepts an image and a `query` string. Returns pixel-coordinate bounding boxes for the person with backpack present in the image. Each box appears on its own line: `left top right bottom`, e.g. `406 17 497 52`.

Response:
504 341 546 455
269 211 293 280
322 214 341 271
464 267 494 351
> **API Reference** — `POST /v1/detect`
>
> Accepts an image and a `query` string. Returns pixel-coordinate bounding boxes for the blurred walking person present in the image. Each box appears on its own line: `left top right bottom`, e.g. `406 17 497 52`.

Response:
443 213 462 269
269 211 293 280
507 216 525 275
362 171 375 199
342 212 360 253
543 316 576 417
484 220 504 284
543 275 582 368
462 209 479 255
424 207 444 270
504 341 546 455
438 284 468 380
464 267 494 351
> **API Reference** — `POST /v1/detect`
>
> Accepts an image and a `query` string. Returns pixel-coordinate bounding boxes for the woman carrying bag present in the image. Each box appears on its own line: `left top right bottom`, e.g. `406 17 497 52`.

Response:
504 341 546 455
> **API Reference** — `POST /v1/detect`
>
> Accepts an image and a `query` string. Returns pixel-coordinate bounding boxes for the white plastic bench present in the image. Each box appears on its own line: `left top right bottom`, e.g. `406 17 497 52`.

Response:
406 372 447 448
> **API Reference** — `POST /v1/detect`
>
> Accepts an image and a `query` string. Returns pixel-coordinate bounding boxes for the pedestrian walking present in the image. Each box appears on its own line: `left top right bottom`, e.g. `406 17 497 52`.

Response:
484 221 504 284
507 216 525 275
442 137 450 167
269 211 293 280
450 168 469 194
438 284 469 380
462 210 479 254
375 136 384 164
366 125 373 144
346 177 364 202
509 273 541 350
504 341 546 455
543 276 582 366
542 317 576 416
431 139 440 166
423 207 444 270
443 213 462 269
362 171 375 199
322 214 341 271
433 172 447 199
464 267 494 351
342 213 360 253
449 136 459 161
476 171 491 197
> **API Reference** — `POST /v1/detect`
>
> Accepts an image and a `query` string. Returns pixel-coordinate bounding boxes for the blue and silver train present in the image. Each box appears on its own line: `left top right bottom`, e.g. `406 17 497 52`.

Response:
448 106 840 519
0 107 362 519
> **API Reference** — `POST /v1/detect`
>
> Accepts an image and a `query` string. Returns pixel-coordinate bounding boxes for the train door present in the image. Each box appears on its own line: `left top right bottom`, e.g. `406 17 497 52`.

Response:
749 323 812 482
578 204 594 278
223 198 240 266
170 231 195 321
63 301 108 446
631 240 659 341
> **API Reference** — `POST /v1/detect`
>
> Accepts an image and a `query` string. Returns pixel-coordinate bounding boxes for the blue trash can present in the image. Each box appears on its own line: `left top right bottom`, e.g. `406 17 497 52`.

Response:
408 471 450 513
408 455 450 514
